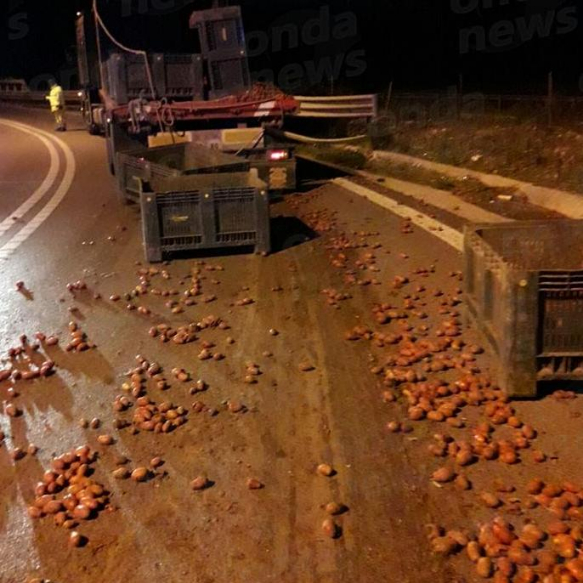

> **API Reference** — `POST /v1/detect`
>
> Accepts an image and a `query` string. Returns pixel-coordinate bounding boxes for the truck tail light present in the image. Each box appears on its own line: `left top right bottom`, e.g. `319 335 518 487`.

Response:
268 149 288 161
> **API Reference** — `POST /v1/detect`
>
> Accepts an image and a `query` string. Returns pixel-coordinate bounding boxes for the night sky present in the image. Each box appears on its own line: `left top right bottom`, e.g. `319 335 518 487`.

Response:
1 0 581 95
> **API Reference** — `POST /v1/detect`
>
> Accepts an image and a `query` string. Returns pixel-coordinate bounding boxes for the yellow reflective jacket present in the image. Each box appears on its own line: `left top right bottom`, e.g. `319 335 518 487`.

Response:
46 85 64 111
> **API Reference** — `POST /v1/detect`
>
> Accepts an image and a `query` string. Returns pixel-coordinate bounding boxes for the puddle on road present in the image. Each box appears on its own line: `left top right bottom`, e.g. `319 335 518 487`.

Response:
0 482 41 575
22 403 87 457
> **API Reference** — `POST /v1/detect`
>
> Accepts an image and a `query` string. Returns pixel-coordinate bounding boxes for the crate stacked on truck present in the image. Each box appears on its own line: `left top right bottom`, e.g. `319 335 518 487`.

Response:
77 5 269 133
189 6 250 99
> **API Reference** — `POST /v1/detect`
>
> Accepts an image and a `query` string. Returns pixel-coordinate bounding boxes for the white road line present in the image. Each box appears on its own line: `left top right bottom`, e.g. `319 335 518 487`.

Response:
333 177 464 251
0 119 60 237
0 120 76 260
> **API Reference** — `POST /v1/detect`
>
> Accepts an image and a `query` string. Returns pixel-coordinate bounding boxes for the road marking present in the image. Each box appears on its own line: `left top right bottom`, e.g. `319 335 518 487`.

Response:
333 177 464 251
0 120 76 260
0 119 60 237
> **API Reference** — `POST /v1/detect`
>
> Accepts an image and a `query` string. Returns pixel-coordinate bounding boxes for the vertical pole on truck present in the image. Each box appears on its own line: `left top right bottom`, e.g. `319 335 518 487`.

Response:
93 6 104 90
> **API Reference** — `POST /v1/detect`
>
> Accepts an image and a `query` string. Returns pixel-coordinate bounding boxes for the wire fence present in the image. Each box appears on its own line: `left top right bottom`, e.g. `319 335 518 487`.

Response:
379 90 583 128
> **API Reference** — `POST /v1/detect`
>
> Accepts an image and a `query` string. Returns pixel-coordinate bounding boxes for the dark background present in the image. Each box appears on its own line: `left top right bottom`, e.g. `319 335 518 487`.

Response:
0 0 581 95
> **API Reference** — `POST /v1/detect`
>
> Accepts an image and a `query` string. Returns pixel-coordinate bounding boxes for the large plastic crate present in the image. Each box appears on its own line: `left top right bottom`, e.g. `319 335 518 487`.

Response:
139 171 269 262
464 221 583 398
116 143 250 204
207 53 250 99
105 52 205 104
188 6 250 98
189 6 247 55
105 53 151 103
152 54 204 100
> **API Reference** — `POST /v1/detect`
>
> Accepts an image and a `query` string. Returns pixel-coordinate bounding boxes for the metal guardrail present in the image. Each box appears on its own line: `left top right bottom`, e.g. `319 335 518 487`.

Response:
381 90 583 126
0 79 79 106
0 78 28 93
292 94 378 119
0 91 79 104
392 91 583 104
0 91 80 105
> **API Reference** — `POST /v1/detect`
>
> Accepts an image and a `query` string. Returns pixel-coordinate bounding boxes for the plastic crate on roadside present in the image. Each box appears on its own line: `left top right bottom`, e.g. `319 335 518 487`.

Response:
116 143 250 204
139 171 269 262
463 221 583 398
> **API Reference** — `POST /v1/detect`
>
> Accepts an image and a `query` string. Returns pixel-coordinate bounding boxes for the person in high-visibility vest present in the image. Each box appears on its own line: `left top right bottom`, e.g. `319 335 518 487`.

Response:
45 80 66 131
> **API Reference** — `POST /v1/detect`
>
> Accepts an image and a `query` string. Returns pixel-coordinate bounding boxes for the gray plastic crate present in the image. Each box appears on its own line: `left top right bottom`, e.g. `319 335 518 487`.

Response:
152 53 204 100
464 221 583 398
117 143 250 204
105 52 205 104
207 53 250 99
188 6 250 98
189 6 247 55
139 171 269 262
105 53 152 103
